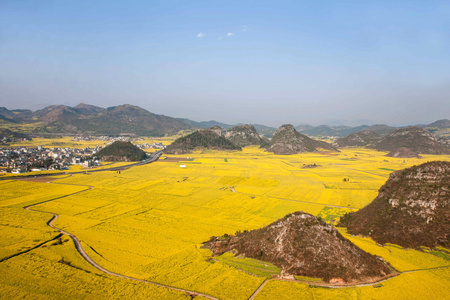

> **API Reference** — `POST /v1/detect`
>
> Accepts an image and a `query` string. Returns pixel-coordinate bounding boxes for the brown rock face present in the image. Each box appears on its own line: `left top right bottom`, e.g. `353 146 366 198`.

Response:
203 212 391 282
369 126 449 154
334 130 380 148
339 161 450 249
225 124 265 147
386 147 421 158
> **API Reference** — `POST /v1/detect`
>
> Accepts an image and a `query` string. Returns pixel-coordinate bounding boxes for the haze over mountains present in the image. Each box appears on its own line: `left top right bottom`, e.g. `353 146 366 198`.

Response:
1 103 448 140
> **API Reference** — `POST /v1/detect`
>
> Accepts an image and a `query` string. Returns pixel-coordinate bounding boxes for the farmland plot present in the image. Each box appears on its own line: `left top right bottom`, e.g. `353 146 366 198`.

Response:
0 147 449 299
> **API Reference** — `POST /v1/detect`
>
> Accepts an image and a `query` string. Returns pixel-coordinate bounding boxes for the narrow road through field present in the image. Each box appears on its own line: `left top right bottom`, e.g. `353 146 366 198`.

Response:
247 279 269 300
18 153 220 300
0 151 163 181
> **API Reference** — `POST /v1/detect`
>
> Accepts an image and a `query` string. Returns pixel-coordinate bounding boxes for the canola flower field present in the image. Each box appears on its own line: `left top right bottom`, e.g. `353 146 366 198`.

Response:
0 145 449 299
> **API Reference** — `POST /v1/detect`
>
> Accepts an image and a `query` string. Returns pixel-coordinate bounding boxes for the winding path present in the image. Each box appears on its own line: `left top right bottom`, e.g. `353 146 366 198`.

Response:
18 156 220 300
9 152 449 300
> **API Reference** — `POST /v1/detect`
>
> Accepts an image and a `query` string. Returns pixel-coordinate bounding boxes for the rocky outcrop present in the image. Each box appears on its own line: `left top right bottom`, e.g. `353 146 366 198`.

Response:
339 161 450 249
369 127 449 154
225 124 266 147
208 126 224 137
266 124 338 155
334 130 380 148
386 147 421 158
203 211 392 282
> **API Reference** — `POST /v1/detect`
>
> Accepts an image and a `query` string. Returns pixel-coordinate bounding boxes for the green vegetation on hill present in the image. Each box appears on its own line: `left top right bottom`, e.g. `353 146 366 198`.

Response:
266 124 337 155
164 129 241 154
95 141 147 162
0 128 31 140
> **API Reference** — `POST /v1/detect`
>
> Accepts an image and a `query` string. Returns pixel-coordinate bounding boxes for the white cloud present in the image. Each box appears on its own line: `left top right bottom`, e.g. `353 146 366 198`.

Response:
197 33 205 38
227 32 234 37
218 36 223 41
242 26 247 31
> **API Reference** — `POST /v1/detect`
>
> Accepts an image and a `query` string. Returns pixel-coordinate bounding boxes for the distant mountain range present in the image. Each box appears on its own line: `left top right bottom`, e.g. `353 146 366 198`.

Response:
0 103 279 137
0 103 448 139
0 104 191 136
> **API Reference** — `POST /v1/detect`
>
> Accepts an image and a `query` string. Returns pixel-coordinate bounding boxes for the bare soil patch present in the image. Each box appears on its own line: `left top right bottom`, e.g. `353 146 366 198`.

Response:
17 177 60 182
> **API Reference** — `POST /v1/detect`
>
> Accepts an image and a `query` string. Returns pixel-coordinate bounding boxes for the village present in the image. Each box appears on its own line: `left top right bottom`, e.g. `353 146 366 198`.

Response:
0 137 166 174
0 145 102 174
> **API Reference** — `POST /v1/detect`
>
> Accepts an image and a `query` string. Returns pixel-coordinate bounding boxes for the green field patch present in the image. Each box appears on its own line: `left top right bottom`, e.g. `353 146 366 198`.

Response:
420 246 450 261
317 206 355 224
379 168 396 171
214 252 281 277
294 275 323 282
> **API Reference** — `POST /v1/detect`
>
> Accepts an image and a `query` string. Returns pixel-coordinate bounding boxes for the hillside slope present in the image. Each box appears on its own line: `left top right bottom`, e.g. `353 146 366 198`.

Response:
339 161 450 249
204 211 391 282
266 124 337 155
369 126 449 154
95 141 147 162
164 128 241 154
225 124 266 147
334 130 380 148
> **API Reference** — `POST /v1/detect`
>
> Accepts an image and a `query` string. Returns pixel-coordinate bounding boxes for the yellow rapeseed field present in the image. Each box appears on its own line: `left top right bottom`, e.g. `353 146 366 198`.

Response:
0 146 449 299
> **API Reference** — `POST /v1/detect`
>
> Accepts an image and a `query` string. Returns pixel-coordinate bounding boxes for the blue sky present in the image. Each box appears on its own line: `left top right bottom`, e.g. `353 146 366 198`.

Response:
1 0 449 126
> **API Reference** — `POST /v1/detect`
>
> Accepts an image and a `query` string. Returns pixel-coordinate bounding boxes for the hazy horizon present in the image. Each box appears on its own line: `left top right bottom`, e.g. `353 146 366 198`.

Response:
1 1 449 127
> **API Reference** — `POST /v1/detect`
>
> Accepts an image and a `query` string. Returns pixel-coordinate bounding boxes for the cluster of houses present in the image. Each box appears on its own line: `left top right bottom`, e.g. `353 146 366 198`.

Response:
0 134 167 174
72 136 166 150
72 135 131 142
136 142 165 150
0 145 102 174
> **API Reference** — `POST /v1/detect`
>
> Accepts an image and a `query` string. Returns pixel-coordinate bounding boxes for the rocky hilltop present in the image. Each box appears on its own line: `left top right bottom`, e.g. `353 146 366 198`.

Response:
203 211 391 283
225 124 267 147
339 161 450 249
95 141 147 162
334 130 380 148
266 124 337 155
425 119 450 129
363 124 397 136
369 127 449 154
295 124 396 137
164 128 241 154
386 147 421 158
